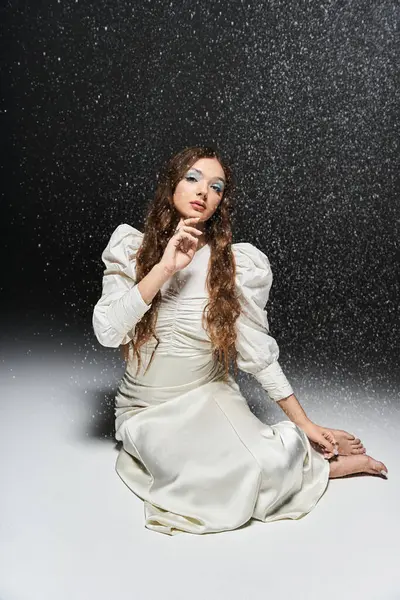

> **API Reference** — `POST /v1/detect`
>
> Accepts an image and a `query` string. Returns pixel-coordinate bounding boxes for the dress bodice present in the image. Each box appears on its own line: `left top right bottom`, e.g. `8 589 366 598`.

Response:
152 244 211 356
92 224 294 402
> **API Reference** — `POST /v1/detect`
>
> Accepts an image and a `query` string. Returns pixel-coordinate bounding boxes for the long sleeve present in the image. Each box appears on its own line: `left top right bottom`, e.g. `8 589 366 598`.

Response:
233 242 294 402
92 223 152 348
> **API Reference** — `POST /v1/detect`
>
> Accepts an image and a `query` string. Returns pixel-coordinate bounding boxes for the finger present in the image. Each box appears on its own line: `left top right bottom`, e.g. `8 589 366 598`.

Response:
175 217 197 231
322 430 338 448
321 444 334 454
320 435 337 454
325 431 337 445
324 452 334 460
176 234 198 247
176 232 198 248
321 446 334 458
324 445 339 457
320 438 335 452
178 225 203 236
183 217 201 224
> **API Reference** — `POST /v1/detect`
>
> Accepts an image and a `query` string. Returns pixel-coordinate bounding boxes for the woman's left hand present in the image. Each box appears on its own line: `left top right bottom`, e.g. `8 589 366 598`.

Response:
299 422 339 459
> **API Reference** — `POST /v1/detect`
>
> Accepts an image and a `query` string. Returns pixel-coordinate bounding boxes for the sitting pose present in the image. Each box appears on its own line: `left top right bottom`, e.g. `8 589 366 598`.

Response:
92 145 387 536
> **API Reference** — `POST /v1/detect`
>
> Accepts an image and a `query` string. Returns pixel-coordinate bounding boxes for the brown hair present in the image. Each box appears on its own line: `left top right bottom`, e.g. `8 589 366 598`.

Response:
122 145 242 380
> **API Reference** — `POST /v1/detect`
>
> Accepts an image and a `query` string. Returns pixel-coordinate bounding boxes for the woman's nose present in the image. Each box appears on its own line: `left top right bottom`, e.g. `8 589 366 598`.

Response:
197 182 208 196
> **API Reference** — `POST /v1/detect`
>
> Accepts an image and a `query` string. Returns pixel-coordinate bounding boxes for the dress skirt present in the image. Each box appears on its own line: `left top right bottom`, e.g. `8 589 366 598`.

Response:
114 353 330 536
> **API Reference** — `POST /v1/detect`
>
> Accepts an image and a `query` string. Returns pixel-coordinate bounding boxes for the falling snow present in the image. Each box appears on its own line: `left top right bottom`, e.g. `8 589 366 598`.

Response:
1 0 399 380
1 2 399 596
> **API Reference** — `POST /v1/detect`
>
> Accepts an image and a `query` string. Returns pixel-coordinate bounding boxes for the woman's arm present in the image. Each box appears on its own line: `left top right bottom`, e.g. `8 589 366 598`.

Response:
277 393 339 456
93 263 172 347
138 216 202 304
93 225 172 347
277 393 310 427
137 263 173 305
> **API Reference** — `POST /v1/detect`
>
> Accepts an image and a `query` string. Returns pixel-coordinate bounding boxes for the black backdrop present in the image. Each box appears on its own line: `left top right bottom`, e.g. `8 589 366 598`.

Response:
1 1 399 378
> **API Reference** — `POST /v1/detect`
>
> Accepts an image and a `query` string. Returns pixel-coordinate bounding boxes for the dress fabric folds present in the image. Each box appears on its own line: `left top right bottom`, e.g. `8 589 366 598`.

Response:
92 224 330 536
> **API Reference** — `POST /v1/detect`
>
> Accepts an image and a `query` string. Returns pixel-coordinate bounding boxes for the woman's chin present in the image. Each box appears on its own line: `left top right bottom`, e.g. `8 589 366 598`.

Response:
188 209 204 219
176 205 205 220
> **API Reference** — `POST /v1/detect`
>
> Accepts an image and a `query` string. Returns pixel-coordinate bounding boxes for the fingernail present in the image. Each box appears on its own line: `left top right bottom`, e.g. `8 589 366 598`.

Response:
380 470 388 478
334 449 339 456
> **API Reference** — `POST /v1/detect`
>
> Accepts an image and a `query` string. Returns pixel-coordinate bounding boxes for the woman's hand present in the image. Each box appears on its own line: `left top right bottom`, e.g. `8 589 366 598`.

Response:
158 217 203 275
299 422 339 459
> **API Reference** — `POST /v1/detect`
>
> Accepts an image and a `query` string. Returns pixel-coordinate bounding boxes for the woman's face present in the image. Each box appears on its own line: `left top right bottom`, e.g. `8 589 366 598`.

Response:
172 157 226 222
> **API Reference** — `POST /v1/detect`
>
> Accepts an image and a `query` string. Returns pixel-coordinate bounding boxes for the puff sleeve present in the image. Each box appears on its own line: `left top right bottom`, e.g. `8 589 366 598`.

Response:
233 243 294 402
92 224 152 348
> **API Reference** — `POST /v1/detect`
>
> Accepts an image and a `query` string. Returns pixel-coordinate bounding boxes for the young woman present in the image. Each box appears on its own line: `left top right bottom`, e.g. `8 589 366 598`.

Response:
92 146 387 536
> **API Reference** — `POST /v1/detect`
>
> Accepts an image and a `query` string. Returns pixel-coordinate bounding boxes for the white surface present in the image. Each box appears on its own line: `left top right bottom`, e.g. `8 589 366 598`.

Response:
1 339 398 600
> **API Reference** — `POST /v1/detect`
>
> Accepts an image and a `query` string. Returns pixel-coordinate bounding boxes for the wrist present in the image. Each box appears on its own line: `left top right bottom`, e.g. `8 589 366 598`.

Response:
297 418 315 430
277 394 312 428
153 262 175 280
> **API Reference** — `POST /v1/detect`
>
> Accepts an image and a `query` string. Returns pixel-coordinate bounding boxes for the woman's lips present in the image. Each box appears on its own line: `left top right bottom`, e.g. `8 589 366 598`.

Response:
190 202 206 212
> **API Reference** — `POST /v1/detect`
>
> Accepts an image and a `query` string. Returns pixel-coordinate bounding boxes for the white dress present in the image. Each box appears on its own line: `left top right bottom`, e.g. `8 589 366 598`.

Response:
92 224 330 536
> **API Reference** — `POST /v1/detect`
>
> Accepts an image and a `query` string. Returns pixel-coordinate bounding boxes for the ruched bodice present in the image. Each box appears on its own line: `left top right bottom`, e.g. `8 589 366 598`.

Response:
147 245 212 358
92 224 330 536
93 224 295 401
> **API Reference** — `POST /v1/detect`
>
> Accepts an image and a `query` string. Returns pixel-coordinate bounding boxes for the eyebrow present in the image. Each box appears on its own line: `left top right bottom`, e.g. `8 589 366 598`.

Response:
187 167 226 185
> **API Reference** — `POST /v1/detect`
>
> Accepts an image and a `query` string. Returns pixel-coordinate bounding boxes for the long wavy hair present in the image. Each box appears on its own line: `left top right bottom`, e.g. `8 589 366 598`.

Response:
121 146 242 380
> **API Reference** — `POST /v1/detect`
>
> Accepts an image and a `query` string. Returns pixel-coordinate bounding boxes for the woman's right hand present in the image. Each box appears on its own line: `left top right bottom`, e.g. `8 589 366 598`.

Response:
158 217 203 275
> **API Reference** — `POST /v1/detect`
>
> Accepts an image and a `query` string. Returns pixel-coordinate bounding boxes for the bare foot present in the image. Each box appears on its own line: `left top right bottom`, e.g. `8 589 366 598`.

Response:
329 453 388 479
314 428 365 456
329 429 366 455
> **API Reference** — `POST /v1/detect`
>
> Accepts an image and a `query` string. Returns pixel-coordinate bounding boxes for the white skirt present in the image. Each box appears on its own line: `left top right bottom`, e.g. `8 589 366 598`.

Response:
114 353 330 536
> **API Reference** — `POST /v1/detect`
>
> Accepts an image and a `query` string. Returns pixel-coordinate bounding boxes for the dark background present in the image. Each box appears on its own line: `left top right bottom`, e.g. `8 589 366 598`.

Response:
1 0 399 382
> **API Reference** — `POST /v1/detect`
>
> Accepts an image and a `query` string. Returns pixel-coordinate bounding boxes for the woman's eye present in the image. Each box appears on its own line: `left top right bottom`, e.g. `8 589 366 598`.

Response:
185 175 222 194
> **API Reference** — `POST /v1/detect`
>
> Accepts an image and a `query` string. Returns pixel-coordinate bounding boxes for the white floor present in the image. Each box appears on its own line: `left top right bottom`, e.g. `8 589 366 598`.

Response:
1 331 399 600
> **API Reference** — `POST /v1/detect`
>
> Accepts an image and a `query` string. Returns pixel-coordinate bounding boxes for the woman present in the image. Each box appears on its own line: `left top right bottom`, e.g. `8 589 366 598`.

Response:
92 146 388 536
